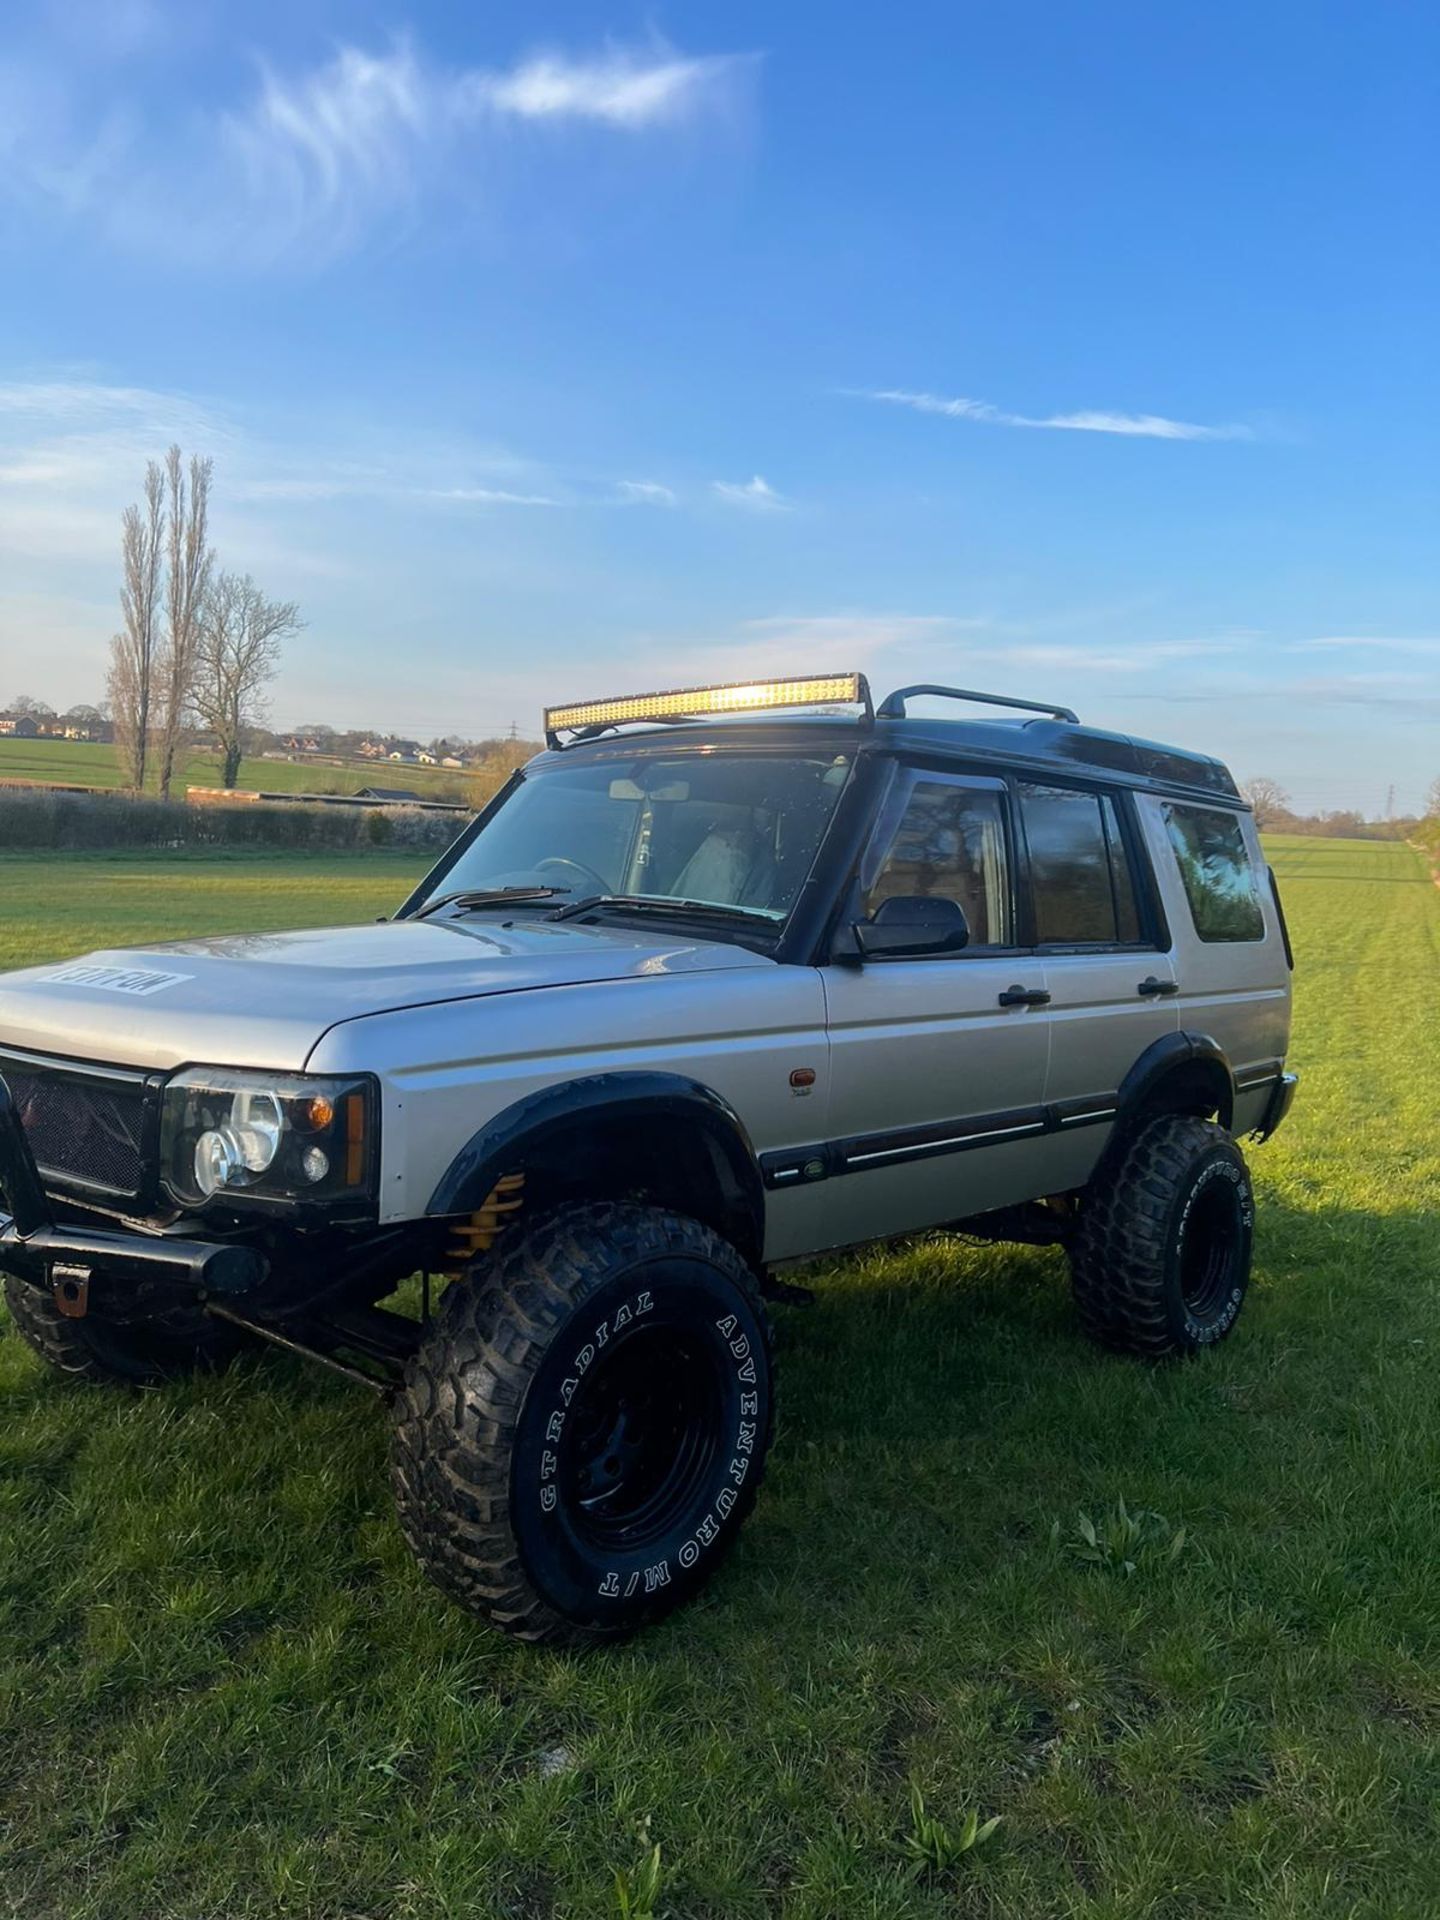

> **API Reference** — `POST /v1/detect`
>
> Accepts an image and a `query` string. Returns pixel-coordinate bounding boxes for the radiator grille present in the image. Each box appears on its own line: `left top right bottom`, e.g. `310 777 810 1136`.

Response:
0 1051 150 1197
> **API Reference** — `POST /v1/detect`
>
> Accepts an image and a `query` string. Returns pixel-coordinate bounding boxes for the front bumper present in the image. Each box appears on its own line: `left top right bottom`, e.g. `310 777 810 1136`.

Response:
0 1072 266 1309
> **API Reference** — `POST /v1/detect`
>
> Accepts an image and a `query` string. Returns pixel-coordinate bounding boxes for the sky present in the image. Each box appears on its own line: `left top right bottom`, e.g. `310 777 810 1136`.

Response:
0 0 1436 812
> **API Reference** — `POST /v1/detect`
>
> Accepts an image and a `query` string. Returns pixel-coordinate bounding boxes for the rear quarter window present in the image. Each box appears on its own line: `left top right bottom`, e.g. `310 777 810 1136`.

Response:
1162 803 1265 942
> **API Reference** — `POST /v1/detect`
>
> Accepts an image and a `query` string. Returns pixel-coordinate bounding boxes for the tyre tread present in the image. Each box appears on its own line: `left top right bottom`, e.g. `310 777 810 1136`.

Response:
1069 1114 1249 1358
389 1201 773 1646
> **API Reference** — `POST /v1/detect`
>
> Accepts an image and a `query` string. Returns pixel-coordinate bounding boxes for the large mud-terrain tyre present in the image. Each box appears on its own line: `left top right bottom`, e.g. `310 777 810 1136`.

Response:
2 1271 249 1386
1069 1115 1254 1357
391 1202 775 1647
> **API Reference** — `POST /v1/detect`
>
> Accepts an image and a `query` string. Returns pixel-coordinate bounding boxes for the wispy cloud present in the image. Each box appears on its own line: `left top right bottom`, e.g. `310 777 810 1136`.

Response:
615 479 678 506
1295 634 1440 656
427 486 561 507
851 388 1253 442
712 474 789 510
3 35 754 265
740 613 985 651
471 49 745 128
0 380 236 563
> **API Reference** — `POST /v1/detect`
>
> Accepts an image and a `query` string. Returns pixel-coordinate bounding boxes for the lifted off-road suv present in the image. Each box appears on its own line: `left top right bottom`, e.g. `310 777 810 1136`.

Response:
0 673 1296 1643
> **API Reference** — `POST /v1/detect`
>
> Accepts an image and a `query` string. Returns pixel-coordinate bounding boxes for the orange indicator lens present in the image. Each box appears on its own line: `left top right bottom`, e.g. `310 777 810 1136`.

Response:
296 1094 336 1132
345 1093 366 1188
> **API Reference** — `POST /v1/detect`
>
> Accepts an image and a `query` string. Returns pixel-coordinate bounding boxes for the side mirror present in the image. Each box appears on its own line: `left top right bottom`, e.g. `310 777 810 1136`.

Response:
851 895 971 959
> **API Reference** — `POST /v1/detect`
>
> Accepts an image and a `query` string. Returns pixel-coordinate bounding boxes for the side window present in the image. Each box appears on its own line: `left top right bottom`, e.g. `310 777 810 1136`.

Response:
1019 783 1142 945
1162 804 1265 942
865 778 1013 946
1101 796 1142 943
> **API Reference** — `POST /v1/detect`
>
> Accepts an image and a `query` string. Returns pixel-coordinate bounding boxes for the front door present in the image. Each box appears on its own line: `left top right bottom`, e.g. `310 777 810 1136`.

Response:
815 767 1054 1251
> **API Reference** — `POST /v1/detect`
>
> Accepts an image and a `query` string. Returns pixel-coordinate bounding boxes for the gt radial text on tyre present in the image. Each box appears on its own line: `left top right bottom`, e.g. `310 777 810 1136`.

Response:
2 1271 249 1387
1068 1114 1255 1358
390 1202 775 1646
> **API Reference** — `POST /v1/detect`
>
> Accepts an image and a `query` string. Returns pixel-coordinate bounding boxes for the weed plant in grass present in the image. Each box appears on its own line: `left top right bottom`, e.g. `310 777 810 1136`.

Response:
0 837 1438 1918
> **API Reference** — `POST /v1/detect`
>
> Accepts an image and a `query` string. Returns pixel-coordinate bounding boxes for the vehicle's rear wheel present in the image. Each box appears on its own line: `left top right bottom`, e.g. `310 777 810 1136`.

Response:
1069 1114 1254 1357
2 1272 250 1386
390 1201 775 1645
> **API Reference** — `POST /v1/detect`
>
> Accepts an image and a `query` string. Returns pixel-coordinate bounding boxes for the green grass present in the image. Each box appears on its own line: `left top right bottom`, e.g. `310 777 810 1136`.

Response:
0 850 432 973
1 836 1438 1919
0 736 486 803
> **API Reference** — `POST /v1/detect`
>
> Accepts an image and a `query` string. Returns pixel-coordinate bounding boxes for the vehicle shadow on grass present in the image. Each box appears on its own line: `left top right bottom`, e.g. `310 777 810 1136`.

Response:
734 1191 1438 1639
1 1185 1433 1664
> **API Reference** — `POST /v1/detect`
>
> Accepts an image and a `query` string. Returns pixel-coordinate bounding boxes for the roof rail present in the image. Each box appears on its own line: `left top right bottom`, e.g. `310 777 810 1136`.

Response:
877 684 1079 725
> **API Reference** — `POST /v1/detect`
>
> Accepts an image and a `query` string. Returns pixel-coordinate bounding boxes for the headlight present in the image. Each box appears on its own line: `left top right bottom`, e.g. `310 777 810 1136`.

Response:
161 1069 377 1211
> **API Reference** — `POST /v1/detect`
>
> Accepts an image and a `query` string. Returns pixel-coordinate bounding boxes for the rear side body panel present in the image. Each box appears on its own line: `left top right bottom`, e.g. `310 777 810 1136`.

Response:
1134 796 1292 1135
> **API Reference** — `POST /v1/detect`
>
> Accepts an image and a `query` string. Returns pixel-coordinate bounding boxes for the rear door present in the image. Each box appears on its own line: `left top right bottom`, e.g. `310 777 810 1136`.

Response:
814 765 1054 1250
1019 780 1180 1189
1139 795 1292 1129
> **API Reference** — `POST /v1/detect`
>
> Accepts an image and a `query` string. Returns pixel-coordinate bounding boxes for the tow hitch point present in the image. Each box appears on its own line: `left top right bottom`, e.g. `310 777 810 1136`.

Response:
52 1265 91 1318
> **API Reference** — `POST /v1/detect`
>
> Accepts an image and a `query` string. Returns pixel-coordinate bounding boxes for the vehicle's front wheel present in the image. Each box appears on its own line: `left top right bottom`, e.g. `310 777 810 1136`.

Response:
2 1272 250 1386
1069 1114 1254 1357
390 1202 775 1645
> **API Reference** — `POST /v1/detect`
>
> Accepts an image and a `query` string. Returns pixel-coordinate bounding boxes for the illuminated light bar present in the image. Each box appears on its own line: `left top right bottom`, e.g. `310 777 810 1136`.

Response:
545 673 869 745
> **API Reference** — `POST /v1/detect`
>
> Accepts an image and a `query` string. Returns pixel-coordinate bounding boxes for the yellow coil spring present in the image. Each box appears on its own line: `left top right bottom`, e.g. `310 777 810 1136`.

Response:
445 1171 525 1272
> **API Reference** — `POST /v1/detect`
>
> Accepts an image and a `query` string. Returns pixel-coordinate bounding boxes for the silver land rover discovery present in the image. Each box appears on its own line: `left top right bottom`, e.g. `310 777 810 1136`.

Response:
0 673 1297 1643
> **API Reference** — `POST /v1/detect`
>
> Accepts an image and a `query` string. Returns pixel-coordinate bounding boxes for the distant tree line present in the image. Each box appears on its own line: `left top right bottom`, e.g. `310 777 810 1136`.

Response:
108 446 302 794
1240 776 1437 840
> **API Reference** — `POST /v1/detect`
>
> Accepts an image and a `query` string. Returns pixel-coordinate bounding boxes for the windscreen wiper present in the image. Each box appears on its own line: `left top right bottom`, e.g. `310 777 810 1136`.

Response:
413 886 569 920
546 893 775 926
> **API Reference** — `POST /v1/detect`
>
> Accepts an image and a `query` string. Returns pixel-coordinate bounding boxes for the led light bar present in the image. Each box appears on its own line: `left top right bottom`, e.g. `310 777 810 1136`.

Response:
545 672 870 745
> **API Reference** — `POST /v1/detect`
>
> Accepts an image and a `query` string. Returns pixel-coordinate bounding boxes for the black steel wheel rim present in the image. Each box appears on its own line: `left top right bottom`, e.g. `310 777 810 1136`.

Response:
1180 1176 1242 1321
558 1325 724 1551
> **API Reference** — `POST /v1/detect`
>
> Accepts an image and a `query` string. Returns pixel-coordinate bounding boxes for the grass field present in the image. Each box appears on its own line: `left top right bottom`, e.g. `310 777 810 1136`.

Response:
0 736 488 804
1 835 1438 1919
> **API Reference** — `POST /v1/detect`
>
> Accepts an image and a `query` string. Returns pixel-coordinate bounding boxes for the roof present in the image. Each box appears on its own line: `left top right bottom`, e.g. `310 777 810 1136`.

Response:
354 785 423 802
529 709 1242 806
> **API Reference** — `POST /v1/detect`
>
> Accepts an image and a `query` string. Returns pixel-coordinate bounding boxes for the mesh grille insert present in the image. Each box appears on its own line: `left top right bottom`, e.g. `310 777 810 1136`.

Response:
0 1054 149 1197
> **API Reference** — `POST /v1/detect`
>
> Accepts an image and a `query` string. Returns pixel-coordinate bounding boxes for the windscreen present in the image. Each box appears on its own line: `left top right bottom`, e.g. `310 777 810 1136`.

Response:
433 751 854 919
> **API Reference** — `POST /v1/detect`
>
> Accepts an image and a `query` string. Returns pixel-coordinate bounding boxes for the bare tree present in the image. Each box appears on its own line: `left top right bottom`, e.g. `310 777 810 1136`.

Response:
1426 776 1440 820
154 446 214 802
1239 776 1291 829
9 693 55 717
107 461 165 789
193 572 302 788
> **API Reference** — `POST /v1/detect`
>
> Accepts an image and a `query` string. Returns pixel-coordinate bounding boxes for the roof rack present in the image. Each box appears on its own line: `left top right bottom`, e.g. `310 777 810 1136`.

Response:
876 685 1079 725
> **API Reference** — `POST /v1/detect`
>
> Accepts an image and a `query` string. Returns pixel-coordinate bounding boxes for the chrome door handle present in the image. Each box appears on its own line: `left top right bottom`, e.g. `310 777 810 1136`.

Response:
1138 976 1180 997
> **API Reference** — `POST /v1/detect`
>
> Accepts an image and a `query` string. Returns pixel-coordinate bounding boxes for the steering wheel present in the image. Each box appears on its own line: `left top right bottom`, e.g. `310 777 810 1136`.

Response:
535 856 612 895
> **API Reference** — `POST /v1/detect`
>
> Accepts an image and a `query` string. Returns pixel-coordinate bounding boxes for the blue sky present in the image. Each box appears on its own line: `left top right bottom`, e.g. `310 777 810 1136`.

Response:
1 0 1436 809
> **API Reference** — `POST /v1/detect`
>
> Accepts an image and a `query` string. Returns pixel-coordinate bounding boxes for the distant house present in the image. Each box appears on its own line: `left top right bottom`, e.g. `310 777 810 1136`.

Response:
281 733 322 754
355 786 423 803
387 740 422 763
416 749 438 766
0 714 39 738
356 739 388 759
441 755 465 769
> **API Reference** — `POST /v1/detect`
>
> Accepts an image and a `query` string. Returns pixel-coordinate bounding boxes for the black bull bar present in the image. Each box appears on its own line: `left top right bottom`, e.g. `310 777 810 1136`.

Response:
0 1072 266 1304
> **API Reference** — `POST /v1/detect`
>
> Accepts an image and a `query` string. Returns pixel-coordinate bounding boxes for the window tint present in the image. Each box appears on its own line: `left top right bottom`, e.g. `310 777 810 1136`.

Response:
1020 784 1142 944
865 779 1012 945
1163 804 1265 942
1102 796 1142 943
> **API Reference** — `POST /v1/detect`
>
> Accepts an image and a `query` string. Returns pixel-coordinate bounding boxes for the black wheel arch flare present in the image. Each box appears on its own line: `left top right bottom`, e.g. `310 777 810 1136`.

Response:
426 1072 767 1265
1115 1030 1236 1135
